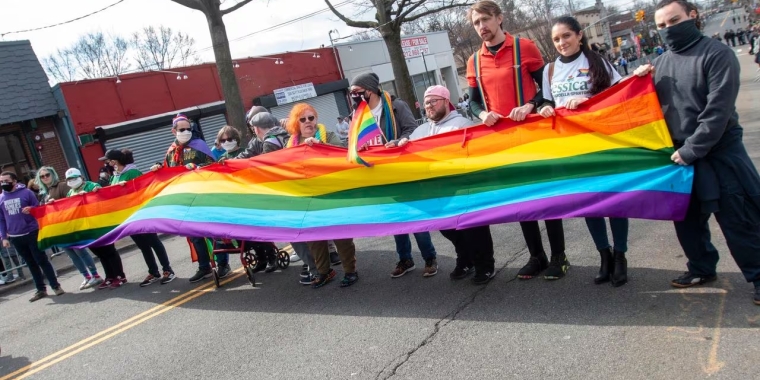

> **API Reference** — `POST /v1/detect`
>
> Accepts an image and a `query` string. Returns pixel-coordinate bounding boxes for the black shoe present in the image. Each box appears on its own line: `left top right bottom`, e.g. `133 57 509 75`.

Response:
449 265 474 280
300 267 310 278
217 265 232 279
594 248 613 285
189 268 212 283
265 257 278 273
544 253 569 280
330 251 342 266
610 250 628 287
312 269 337 289
472 271 495 285
671 272 717 288
517 253 548 280
300 274 314 285
340 272 359 287
754 283 760 306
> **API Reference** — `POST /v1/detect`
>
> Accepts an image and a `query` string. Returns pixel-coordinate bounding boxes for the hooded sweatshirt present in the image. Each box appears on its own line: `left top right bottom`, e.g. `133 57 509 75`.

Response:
409 111 473 140
0 184 39 239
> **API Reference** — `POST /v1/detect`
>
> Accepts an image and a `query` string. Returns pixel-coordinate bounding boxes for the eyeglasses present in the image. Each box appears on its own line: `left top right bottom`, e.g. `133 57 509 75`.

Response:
40 173 51 179
424 98 444 107
176 128 192 133
219 138 236 143
299 116 316 123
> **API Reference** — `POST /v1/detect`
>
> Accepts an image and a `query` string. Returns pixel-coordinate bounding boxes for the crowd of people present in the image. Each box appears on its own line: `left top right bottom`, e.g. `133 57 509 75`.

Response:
1 0 759 306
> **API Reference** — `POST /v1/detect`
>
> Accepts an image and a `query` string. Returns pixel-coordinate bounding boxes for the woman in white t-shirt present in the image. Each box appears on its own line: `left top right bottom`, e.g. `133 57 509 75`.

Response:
537 16 629 288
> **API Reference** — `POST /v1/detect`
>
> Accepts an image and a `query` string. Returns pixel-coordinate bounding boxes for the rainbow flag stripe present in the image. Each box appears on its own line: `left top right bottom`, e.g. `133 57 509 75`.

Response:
347 100 381 167
32 77 693 249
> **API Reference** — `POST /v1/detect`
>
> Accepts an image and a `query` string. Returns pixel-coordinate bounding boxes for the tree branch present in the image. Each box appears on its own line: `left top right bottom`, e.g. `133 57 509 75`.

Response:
397 0 425 20
221 0 254 15
402 2 469 23
170 0 203 11
324 0 379 28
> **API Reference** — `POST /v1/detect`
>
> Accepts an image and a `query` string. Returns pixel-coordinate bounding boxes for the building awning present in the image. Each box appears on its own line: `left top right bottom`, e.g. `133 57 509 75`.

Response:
95 101 226 141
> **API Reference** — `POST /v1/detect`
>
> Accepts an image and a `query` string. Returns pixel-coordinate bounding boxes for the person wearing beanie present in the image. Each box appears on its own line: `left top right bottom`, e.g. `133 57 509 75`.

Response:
229 108 289 159
65 168 128 290
348 72 417 148
1 171 64 302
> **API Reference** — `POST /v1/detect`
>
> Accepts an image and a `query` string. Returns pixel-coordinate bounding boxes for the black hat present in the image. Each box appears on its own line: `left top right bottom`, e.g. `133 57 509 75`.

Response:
98 149 125 162
351 72 380 94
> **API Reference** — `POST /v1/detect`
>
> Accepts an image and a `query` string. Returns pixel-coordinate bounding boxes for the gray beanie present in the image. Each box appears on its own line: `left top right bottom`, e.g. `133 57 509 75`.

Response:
248 112 279 129
351 72 380 94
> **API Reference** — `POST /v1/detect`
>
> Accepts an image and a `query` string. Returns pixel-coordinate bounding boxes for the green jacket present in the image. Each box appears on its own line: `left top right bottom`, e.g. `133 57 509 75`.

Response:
220 147 244 161
110 167 142 184
67 181 101 197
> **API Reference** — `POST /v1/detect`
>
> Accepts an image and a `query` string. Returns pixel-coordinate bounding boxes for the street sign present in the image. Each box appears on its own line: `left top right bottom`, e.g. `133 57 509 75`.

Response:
273 83 318 106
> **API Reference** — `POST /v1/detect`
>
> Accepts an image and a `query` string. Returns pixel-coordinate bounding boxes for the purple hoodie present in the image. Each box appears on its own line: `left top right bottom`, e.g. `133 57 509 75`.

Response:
0 184 39 239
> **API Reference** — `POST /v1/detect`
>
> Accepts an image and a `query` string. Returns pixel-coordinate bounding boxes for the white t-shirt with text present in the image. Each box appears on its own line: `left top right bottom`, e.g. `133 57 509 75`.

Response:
542 52 621 108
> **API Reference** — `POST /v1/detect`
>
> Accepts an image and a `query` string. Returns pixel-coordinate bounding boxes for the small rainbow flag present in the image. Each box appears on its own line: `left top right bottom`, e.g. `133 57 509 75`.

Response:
347 100 381 167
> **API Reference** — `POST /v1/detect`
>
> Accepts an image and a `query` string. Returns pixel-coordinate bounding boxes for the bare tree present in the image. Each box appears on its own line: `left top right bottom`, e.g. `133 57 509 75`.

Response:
170 0 254 134
326 0 470 119
351 30 381 41
131 26 201 71
43 31 131 82
401 7 480 71
518 0 562 61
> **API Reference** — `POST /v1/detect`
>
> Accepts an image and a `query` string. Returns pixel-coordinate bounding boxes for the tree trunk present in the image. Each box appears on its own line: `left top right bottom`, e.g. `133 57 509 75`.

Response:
205 6 246 136
382 26 422 119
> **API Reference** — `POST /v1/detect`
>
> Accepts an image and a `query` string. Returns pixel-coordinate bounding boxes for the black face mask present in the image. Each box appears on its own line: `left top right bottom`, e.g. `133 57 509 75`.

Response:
658 19 702 53
1 183 14 192
350 91 369 107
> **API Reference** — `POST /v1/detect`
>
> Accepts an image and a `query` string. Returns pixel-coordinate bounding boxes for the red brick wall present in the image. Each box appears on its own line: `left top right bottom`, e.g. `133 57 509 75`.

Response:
0 118 70 180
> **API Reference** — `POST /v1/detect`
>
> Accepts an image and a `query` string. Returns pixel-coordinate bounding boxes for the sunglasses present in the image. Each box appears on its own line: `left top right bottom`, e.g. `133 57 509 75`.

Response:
219 138 236 143
299 116 316 123
40 173 52 179
176 128 192 133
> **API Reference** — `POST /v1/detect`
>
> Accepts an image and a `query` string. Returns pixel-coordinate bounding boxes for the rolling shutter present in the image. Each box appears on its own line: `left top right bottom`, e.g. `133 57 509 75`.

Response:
103 124 174 173
269 93 341 133
198 114 228 149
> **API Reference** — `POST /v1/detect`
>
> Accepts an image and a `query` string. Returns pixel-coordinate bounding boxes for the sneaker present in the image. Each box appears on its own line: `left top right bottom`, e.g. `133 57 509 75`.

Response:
97 278 112 290
0 277 6 286
110 277 125 289
252 260 267 273
160 271 176 285
472 271 495 285
300 274 315 285
79 278 90 290
544 254 570 280
754 284 760 306
423 259 438 278
217 265 232 279
517 255 549 280
330 251 342 266
29 291 47 302
88 277 104 288
300 267 310 278
340 272 359 287
311 269 337 289
53 287 65 296
189 268 212 283
139 274 159 287
265 257 278 273
670 272 717 288
449 265 474 280
391 259 416 278
120 277 128 285
4 275 16 284
290 253 301 263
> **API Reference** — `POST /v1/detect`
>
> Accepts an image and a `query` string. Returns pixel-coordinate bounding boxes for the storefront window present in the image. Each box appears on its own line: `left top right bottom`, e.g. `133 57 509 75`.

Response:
0 132 33 182
380 81 397 98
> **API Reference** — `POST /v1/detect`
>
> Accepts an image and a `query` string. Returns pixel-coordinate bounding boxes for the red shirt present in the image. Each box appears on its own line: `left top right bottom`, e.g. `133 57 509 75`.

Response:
466 33 544 116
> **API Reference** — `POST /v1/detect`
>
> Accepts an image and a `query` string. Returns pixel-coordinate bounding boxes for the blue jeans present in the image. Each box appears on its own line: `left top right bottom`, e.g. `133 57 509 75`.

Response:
394 232 437 261
63 247 99 278
585 217 629 253
191 237 229 270
9 231 60 292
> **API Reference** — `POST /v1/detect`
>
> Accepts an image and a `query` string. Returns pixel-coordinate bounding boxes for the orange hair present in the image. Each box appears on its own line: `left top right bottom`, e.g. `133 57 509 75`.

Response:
286 103 319 135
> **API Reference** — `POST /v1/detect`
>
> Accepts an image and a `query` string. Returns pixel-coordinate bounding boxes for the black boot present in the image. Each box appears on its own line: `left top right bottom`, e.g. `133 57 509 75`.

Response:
611 250 628 287
594 247 613 284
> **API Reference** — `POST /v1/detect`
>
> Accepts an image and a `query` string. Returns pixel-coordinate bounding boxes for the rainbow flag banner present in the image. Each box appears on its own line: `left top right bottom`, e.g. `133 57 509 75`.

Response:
347 100 381 167
32 76 693 249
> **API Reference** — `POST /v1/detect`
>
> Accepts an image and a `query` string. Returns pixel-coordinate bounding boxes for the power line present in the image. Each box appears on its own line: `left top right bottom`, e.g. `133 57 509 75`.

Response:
1 0 127 38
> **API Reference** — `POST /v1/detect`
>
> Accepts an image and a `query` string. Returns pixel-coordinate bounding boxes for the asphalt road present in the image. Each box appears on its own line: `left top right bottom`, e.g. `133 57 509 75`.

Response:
1 16 759 380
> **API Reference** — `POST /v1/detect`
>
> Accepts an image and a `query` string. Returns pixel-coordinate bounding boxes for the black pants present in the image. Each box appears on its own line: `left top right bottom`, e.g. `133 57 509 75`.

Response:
89 244 125 280
440 225 495 274
131 233 173 276
9 231 60 292
674 186 760 284
519 220 565 257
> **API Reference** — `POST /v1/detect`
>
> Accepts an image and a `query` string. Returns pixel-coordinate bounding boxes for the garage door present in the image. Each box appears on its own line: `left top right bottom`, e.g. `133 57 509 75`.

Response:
270 93 341 133
103 123 175 174
198 114 228 148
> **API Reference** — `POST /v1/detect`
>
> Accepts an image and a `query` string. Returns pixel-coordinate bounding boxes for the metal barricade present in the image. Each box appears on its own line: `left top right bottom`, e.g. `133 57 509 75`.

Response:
1 244 27 284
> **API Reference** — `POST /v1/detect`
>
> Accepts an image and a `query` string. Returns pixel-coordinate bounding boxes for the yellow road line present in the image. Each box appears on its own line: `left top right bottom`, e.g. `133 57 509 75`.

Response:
1 268 248 380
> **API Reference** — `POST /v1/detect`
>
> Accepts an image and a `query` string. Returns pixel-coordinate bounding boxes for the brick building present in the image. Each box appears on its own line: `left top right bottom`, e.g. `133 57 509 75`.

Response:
0 40 72 183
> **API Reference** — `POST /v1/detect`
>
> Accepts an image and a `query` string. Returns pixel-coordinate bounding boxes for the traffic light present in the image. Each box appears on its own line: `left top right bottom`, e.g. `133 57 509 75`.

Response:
635 10 646 22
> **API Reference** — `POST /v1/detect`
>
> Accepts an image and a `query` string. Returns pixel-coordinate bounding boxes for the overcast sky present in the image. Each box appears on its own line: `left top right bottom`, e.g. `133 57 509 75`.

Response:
0 0 371 63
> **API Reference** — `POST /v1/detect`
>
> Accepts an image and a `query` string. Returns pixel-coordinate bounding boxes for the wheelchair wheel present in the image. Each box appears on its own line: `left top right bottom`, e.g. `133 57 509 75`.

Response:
242 249 258 269
245 266 256 287
277 250 290 269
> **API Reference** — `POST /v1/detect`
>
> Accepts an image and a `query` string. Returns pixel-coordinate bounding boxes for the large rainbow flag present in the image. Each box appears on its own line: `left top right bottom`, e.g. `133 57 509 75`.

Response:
32 76 693 249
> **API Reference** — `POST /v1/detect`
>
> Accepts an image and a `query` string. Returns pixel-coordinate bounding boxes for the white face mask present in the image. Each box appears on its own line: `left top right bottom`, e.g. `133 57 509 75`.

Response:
99 173 107 179
67 178 83 189
221 141 238 151
176 130 192 144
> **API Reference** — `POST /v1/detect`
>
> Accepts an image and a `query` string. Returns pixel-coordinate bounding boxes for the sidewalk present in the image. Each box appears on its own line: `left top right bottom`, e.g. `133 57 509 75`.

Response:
0 236 163 295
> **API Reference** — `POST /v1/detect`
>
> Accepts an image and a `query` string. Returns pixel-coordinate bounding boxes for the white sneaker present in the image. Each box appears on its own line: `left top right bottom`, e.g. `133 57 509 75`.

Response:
0 277 6 285
290 253 301 262
4 275 16 284
87 277 104 288
79 278 90 290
